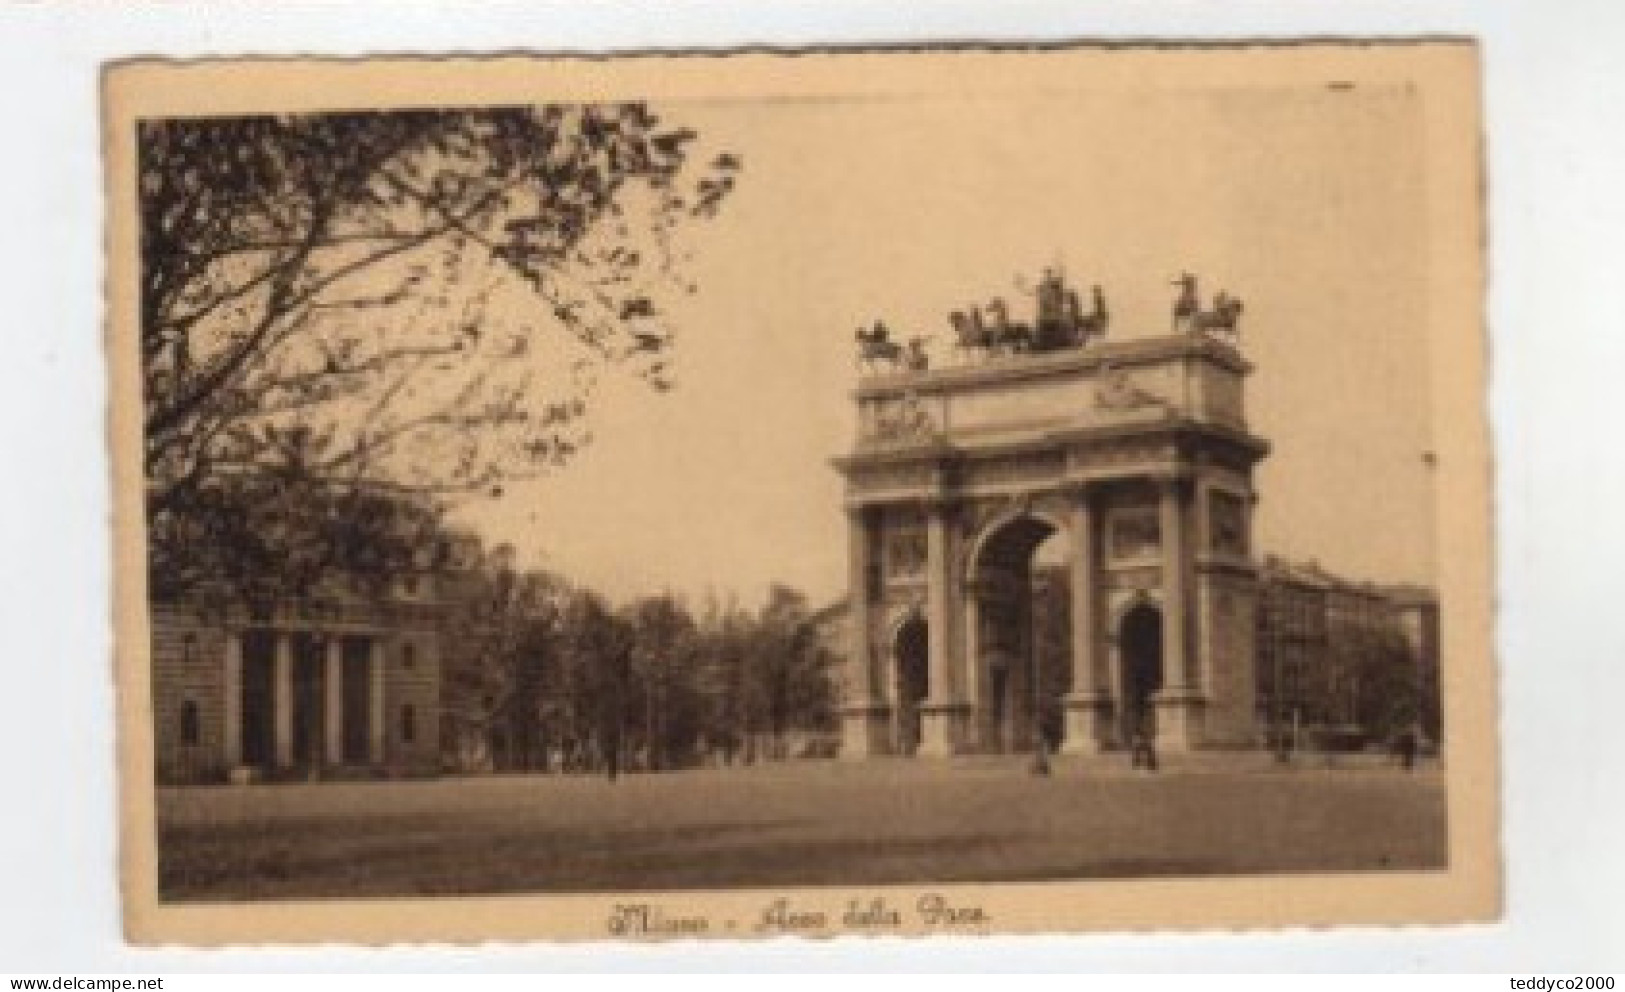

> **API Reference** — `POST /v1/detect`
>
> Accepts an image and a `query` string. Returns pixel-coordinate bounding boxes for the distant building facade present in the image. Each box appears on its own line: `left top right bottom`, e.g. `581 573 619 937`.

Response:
1255 557 1440 748
149 532 483 785
819 551 1439 756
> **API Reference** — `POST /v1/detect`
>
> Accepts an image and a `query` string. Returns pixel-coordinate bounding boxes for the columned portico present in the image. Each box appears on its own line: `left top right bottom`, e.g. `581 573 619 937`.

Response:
217 626 391 779
835 326 1269 758
154 583 448 784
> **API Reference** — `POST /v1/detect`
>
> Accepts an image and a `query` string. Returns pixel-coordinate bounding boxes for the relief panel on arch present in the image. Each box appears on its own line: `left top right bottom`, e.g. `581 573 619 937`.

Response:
1107 507 1162 564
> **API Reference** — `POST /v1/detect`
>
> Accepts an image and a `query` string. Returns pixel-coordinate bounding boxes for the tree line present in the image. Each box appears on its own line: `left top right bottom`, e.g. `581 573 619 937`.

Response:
439 544 840 775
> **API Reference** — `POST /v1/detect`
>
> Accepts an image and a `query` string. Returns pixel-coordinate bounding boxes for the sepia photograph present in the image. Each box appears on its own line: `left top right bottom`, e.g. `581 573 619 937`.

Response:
105 42 1496 942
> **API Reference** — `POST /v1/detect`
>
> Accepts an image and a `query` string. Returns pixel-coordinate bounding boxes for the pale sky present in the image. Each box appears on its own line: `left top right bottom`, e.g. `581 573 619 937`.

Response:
462 82 1438 607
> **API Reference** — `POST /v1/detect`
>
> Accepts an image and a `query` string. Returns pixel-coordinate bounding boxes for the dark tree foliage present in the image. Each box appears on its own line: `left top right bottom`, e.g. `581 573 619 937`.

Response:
148 449 444 610
438 543 573 772
140 105 738 600
625 593 704 771
1344 627 1428 745
749 585 840 747
437 547 839 773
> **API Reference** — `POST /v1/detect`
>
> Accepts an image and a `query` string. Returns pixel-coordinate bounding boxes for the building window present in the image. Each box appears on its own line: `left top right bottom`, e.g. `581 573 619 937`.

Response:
180 700 200 746
181 633 197 665
403 574 420 596
401 704 416 744
402 642 416 669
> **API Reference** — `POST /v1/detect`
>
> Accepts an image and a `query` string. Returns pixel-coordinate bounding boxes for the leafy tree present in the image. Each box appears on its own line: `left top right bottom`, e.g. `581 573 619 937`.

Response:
749 585 839 751
1348 628 1424 744
439 543 573 771
692 595 753 762
623 593 703 771
438 568 842 774
558 590 636 776
690 585 839 762
140 106 738 598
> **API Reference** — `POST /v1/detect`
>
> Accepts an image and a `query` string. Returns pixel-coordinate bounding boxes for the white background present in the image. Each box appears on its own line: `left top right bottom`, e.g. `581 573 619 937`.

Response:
0 0 1621 974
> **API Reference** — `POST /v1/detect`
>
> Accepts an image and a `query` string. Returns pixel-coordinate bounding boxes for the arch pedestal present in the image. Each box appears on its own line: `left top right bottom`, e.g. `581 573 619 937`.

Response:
1059 693 1115 754
917 702 973 757
839 702 892 760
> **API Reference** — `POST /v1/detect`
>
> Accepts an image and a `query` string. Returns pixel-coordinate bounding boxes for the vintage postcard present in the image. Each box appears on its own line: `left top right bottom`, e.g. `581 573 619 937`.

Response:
106 42 1497 943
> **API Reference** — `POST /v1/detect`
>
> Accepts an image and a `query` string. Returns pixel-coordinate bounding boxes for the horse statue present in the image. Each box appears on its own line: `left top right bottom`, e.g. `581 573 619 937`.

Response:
949 306 996 356
855 320 903 370
1171 271 1201 333
1067 284 1110 347
1192 291 1244 341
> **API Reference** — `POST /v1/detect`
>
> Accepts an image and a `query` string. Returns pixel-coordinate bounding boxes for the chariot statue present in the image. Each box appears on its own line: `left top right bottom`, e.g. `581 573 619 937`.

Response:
984 297 1034 354
951 268 1108 361
1027 267 1110 352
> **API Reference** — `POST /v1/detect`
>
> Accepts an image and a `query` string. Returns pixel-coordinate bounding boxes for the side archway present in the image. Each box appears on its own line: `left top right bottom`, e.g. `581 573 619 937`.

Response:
1118 601 1164 742
889 608 929 755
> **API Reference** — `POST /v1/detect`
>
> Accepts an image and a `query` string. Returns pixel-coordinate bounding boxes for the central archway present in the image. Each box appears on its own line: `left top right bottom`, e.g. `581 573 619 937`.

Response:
969 512 1072 754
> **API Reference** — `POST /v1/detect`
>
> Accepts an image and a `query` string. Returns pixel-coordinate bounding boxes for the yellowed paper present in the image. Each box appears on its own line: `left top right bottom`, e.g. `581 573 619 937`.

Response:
108 42 1496 944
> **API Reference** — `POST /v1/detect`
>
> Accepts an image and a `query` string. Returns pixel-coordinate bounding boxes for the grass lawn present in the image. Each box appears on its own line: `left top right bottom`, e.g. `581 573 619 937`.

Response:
156 757 1447 901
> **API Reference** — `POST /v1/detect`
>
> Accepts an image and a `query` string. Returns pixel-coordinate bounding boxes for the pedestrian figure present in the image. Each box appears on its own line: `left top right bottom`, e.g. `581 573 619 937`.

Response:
1274 730 1293 765
1396 726 1419 771
1030 738 1051 777
1130 729 1159 772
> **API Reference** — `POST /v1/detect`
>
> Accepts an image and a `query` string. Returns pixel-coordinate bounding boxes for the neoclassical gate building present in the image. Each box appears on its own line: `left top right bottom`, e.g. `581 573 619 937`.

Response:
834 323 1270 757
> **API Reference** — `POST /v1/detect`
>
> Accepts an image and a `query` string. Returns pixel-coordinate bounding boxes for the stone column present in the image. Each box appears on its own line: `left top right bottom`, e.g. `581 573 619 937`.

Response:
368 637 387 765
323 635 344 768
963 592 989 752
839 506 890 759
222 630 243 770
272 631 294 769
917 500 965 756
1061 488 1112 754
1155 478 1204 749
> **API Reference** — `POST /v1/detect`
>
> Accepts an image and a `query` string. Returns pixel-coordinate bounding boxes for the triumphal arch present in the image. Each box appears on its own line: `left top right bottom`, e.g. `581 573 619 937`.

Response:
835 272 1269 757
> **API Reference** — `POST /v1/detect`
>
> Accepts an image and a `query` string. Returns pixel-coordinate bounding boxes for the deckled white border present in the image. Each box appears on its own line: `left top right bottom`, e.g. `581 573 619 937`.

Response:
3 0 1623 973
